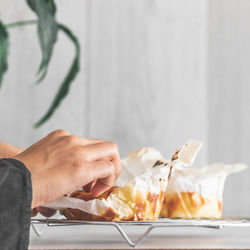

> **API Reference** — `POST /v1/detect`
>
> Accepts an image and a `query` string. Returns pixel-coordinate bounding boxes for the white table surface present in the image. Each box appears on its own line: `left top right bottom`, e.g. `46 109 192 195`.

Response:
29 223 250 250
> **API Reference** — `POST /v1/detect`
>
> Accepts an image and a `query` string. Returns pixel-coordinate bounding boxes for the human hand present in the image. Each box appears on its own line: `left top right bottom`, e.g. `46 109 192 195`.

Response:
14 129 121 209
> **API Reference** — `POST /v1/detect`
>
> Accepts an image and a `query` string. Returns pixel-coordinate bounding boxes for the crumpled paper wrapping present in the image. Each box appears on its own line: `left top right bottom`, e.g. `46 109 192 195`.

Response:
43 147 170 219
160 163 248 219
43 140 201 221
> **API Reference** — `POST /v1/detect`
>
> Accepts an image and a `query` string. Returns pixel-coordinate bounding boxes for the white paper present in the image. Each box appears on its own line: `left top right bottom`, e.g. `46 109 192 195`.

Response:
43 140 201 219
166 163 248 200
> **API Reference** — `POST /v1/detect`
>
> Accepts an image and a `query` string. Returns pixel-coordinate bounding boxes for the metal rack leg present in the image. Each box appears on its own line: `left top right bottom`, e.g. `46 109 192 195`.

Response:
113 224 222 247
113 224 155 248
31 223 43 237
30 220 224 247
203 225 222 230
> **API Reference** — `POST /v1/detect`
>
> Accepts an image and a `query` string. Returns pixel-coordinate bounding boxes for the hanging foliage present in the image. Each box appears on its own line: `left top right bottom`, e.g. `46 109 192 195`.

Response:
35 24 80 127
0 0 80 127
26 0 58 82
0 21 9 87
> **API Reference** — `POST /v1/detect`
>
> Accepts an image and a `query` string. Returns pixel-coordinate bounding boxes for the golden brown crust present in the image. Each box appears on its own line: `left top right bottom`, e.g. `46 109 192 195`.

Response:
60 207 114 221
60 187 119 221
60 186 165 221
160 192 223 219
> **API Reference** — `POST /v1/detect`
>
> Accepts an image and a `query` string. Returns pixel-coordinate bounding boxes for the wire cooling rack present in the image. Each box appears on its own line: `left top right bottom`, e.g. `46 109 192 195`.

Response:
31 217 250 247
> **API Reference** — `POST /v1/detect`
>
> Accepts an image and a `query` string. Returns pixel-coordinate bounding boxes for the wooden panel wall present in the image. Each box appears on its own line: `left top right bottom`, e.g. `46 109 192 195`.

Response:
88 0 208 164
208 0 250 216
3 0 250 216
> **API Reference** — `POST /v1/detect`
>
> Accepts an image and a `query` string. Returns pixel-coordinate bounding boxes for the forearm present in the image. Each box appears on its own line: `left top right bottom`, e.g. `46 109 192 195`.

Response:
0 142 23 158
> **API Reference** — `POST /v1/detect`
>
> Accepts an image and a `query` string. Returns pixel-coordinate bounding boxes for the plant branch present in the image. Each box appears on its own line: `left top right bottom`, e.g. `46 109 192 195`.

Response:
5 20 37 29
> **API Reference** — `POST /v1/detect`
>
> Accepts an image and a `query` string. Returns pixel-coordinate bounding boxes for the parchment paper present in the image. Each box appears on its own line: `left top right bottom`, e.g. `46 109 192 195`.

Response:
43 140 202 217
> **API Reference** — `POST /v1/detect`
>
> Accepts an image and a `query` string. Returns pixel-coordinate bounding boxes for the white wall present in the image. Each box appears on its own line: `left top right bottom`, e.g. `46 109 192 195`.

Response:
208 0 250 216
0 0 249 216
88 0 208 162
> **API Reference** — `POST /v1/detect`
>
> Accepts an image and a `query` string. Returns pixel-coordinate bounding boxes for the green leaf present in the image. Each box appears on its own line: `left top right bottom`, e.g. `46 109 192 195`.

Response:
0 21 9 87
26 0 58 82
34 24 80 127
28 0 56 15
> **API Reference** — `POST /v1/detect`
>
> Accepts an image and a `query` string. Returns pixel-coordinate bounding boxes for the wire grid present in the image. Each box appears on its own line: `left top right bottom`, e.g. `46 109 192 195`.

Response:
31 217 250 247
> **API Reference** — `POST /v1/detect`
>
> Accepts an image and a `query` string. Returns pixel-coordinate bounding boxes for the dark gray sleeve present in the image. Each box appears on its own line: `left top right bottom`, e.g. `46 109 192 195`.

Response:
0 158 32 250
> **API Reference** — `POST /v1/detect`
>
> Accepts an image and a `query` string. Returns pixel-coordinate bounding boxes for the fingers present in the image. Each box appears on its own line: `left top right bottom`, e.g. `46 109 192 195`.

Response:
91 179 112 197
83 179 97 192
79 160 116 196
82 138 105 146
79 142 121 179
111 154 121 180
59 135 105 147
87 160 115 184
88 160 116 196
44 160 116 200
81 142 118 161
47 131 120 176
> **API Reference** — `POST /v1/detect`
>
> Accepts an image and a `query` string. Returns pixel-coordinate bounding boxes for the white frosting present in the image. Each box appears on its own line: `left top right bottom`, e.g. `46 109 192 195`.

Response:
166 163 247 200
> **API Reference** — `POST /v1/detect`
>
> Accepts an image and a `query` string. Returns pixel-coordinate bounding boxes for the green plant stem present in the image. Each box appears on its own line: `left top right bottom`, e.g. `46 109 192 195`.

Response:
5 20 37 29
